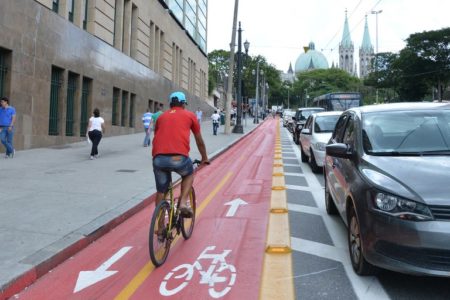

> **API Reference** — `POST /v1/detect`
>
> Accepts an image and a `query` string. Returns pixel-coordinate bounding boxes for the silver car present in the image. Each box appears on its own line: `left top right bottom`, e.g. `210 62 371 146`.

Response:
325 102 450 277
299 111 342 172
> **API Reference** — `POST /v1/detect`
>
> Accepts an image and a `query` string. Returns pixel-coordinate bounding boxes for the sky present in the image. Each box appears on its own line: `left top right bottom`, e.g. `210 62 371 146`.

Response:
207 0 450 73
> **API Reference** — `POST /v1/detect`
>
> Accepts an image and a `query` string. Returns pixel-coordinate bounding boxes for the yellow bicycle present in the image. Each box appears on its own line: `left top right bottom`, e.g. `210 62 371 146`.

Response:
149 159 201 267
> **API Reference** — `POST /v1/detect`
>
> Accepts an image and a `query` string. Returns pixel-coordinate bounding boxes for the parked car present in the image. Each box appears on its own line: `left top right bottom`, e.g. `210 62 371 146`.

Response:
292 107 324 144
324 102 450 277
282 110 295 132
299 111 342 172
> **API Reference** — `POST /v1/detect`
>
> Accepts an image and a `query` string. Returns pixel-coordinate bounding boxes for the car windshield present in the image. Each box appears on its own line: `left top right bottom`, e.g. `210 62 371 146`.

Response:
330 99 360 110
362 110 450 155
314 115 340 133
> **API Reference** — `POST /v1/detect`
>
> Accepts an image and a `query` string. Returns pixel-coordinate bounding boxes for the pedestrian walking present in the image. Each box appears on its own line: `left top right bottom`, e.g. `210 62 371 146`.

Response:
0 96 16 158
196 107 203 126
152 106 163 128
86 108 105 160
211 110 220 135
142 109 153 147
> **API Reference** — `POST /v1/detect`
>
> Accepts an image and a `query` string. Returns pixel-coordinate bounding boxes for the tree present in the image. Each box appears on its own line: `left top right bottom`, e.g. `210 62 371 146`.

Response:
292 68 361 107
405 27 450 100
208 50 230 95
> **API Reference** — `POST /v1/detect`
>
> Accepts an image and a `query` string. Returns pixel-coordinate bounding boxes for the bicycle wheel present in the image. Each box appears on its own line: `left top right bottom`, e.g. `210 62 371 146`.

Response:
149 200 171 267
181 187 196 239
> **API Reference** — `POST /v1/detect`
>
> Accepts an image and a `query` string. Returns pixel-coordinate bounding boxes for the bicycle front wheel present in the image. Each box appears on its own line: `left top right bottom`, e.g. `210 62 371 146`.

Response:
149 201 171 267
181 187 196 239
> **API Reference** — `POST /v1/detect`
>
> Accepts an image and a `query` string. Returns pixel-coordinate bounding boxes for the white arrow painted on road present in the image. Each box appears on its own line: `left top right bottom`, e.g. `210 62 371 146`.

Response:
224 198 248 217
74 246 132 293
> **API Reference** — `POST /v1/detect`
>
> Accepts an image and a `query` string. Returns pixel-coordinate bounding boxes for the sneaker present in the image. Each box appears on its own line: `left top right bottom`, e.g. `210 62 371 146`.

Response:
179 206 194 218
94 154 99 158
10 149 15 158
90 156 94 160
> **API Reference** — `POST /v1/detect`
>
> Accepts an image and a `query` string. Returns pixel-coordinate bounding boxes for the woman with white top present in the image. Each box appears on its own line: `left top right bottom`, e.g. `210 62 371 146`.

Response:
86 108 105 160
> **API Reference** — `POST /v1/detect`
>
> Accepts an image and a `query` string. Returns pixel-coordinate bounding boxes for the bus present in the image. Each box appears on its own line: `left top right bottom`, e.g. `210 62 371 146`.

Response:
312 92 362 111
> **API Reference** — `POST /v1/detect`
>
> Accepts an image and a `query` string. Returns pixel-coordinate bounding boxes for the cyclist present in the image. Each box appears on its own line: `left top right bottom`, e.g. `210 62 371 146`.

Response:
152 91 209 217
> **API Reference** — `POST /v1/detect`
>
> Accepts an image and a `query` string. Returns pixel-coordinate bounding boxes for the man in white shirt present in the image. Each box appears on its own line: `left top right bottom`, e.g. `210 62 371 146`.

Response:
196 108 203 126
211 110 220 135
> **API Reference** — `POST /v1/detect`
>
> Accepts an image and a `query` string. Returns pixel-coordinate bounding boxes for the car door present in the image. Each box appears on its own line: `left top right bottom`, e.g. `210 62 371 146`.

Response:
325 113 349 213
300 115 313 157
333 114 357 214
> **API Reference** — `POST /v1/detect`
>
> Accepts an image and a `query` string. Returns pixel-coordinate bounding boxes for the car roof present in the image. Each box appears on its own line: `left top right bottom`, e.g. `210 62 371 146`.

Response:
312 111 343 117
296 107 325 111
349 102 450 114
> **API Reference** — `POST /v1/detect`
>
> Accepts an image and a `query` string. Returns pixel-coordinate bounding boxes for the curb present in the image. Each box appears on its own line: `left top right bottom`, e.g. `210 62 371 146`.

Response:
0 123 261 300
260 118 295 300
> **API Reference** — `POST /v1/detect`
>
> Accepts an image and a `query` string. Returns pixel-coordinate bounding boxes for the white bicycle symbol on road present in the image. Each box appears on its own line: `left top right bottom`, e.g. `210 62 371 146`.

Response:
159 246 237 298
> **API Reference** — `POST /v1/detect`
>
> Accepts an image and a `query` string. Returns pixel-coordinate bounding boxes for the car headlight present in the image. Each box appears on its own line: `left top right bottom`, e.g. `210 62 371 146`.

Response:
373 192 433 221
314 142 327 151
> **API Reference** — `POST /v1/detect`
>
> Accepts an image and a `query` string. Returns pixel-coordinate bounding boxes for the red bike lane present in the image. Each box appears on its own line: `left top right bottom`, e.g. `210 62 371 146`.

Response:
15 119 278 300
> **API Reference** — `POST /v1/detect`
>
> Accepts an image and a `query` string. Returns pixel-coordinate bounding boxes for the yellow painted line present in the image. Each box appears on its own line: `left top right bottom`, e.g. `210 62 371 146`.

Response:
260 120 295 300
114 171 234 300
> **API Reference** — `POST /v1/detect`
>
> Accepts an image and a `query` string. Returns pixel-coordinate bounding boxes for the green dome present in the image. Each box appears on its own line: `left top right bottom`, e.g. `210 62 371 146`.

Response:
295 42 329 73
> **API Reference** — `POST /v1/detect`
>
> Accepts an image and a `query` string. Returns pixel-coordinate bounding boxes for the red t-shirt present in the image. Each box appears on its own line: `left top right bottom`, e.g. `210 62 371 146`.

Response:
152 107 200 157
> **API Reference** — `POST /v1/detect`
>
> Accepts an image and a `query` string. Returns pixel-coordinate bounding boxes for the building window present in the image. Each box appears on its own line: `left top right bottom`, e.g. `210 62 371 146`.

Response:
52 0 59 13
130 4 138 59
129 93 135 127
0 49 10 98
80 77 91 136
121 90 128 127
49 66 64 136
68 0 74 22
83 0 89 30
66 72 78 136
112 87 120 125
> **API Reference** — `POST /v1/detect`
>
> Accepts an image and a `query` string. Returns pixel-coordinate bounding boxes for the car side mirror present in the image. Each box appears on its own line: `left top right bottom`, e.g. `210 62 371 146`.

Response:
326 143 354 159
301 128 311 135
292 116 296 121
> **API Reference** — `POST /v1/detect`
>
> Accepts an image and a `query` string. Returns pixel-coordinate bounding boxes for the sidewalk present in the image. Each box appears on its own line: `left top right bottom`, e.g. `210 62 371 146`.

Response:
0 117 260 299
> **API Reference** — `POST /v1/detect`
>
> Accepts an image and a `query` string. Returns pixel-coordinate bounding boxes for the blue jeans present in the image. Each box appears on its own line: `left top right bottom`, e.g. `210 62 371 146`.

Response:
213 122 219 135
143 127 151 146
0 127 14 156
153 155 193 193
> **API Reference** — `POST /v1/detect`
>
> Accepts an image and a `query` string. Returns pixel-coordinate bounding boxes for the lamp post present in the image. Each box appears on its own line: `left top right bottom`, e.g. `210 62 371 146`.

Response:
371 9 382 103
232 22 244 134
243 39 249 126
253 63 263 124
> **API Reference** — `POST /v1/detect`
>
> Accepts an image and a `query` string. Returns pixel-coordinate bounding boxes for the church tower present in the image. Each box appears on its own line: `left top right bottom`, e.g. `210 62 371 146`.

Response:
359 15 374 78
339 10 354 75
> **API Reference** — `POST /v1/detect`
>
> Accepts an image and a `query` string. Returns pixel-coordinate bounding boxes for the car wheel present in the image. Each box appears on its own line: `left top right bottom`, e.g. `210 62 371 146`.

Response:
348 206 378 276
324 177 338 215
309 152 320 173
300 143 308 162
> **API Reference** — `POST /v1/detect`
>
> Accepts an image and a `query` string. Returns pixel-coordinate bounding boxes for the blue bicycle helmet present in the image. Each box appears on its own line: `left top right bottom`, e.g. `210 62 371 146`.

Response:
169 91 187 104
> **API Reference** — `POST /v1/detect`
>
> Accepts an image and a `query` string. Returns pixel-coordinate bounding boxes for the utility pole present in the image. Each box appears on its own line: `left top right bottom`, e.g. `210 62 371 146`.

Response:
225 0 239 134
371 9 382 103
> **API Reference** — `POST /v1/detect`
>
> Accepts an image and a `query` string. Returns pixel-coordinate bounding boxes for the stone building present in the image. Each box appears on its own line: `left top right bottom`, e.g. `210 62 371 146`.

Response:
339 10 374 78
359 16 375 78
0 0 209 150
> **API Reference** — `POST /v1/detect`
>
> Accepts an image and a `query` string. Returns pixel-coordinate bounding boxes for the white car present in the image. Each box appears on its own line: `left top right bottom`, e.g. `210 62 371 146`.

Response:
299 111 342 172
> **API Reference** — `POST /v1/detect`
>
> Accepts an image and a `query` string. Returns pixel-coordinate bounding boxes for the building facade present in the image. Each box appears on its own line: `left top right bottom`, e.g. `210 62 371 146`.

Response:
0 0 209 150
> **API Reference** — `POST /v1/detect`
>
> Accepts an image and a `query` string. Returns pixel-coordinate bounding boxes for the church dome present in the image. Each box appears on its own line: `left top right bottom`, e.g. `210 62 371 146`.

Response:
294 42 329 73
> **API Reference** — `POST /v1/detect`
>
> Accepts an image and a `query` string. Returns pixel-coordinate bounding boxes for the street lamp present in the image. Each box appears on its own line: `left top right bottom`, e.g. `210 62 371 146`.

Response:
232 22 244 134
371 9 382 103
252 63 263 124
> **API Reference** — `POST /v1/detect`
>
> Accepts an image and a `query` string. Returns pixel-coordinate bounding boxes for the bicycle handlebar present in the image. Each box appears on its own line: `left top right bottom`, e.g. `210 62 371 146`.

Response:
193 159 210 166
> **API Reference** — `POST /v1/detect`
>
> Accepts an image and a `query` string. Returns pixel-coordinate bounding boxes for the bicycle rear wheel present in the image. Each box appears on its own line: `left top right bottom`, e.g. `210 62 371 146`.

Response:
181 187 196 239
149 201 171 267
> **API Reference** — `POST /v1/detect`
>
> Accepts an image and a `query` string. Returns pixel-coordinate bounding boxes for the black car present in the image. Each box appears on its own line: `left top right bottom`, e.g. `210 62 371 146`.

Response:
292 107 324 144
324 102 450 277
